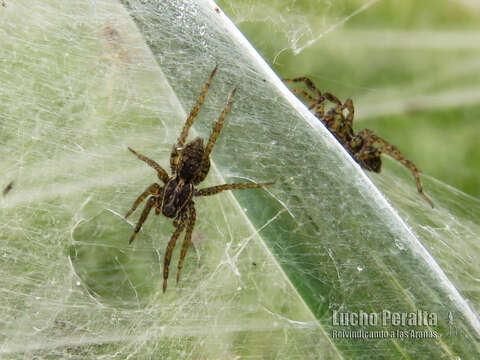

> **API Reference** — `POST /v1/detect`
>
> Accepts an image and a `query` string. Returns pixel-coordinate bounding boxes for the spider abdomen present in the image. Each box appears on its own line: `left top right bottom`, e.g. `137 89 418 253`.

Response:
178 137 205 180
359 155 382 173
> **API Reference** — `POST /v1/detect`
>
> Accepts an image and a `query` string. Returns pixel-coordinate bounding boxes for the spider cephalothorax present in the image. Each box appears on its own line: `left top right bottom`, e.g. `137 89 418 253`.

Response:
284 77 434 208
126 66 274 292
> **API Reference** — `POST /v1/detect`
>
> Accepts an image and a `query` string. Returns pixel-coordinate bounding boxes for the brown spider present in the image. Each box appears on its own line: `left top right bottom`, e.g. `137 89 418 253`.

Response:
284 77 434 208
126 66 274 292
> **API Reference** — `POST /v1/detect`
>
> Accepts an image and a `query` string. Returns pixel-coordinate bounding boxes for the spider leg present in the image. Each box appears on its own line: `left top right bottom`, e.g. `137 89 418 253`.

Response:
176 203 196 284
163 214 187 292
284 77 330 112
194 182 274 197
315 102 326 118
128 196 157 244
193 87 237 184
125 183 161 218
289 89 317 105
203 87 237 162
284 78 345 117
171 66 218 173
311 93 342 120
128 147 169 184
322 92 342 106
341 98 355 128
359 129 434 208
284 77 322 98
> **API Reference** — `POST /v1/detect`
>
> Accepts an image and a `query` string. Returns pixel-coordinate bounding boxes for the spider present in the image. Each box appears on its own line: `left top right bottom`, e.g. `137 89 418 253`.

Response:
126 66 274 292
284 77 434 208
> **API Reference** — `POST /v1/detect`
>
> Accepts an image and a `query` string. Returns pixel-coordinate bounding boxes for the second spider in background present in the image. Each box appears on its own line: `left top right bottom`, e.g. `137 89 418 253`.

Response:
284 77 433 208
126 66 274 292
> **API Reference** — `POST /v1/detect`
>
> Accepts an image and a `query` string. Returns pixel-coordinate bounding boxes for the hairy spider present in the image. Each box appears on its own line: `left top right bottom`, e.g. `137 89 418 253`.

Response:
284 77 434 208
126 66 274 292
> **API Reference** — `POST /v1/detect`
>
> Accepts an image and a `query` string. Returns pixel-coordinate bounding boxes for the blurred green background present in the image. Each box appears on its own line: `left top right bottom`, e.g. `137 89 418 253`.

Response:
217 0 480 199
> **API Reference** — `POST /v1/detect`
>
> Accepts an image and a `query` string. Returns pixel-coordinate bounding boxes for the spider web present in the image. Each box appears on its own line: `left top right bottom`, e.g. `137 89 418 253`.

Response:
0 0 479 359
